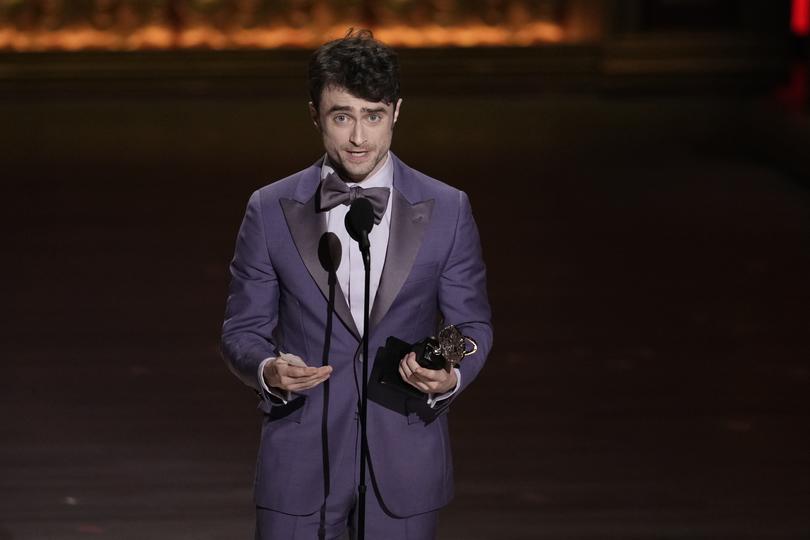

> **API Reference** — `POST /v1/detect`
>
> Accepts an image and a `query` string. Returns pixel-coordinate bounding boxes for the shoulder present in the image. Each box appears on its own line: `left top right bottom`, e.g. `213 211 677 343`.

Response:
256 167 312 199
246 160 321 209
393 155 467 207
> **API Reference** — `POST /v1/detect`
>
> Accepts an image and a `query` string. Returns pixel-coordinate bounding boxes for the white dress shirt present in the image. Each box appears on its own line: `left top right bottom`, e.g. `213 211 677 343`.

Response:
259 152 459 407
324 153 393 336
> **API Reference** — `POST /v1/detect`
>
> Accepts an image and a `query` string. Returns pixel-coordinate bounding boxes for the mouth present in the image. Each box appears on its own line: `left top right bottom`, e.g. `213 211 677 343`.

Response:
344 149 371 162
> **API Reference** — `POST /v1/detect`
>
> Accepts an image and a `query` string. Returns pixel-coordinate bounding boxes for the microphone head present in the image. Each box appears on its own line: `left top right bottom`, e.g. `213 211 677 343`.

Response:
345 197 375 244
318 232 342 274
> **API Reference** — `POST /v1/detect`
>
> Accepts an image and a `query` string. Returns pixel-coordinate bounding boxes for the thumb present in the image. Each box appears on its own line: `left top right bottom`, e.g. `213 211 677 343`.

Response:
272 358 291 373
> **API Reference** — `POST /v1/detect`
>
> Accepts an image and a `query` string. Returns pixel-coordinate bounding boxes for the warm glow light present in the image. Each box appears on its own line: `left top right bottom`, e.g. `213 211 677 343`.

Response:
0 1 576 51
375 22 563 47
793 0 810 36
0 23 566 51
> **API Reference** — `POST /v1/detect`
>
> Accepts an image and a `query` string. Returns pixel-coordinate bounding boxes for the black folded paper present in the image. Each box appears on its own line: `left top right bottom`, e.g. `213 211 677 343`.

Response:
372 336 425 400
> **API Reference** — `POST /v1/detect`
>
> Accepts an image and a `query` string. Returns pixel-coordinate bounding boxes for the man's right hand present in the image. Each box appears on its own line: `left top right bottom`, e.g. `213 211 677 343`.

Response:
262 357 332 392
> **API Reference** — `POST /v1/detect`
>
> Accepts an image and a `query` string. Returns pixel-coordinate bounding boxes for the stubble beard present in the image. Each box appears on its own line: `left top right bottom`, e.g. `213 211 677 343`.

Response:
333 145 387 183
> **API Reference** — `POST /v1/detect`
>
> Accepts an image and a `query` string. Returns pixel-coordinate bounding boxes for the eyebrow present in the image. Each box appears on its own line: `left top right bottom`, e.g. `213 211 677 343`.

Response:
326 105 387 114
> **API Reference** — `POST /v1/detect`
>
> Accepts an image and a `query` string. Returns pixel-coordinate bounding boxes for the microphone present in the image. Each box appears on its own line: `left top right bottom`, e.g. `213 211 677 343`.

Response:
318 232 342 282
345 197 374 254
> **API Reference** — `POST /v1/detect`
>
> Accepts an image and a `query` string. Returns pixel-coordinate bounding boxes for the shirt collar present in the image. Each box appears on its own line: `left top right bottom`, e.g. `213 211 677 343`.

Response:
321 152 393 191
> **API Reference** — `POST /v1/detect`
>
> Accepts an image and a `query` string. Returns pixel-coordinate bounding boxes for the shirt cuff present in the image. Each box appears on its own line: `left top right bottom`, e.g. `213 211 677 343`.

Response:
427 368 461 409
258 357 291 405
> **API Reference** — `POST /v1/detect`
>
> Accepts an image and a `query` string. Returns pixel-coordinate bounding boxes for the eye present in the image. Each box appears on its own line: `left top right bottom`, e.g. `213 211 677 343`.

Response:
334 114 348 123
367 114 381 123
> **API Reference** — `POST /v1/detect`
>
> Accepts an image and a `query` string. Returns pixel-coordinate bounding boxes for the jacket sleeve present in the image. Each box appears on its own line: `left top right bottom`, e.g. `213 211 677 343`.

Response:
435 190 493 406
221 190 280 391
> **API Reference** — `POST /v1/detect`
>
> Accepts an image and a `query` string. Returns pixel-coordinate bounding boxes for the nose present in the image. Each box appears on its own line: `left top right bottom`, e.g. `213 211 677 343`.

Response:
349 121 366 146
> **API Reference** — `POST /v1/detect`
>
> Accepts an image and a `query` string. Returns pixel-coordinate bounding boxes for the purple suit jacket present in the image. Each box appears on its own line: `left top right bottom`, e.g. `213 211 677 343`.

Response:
221 153 492 517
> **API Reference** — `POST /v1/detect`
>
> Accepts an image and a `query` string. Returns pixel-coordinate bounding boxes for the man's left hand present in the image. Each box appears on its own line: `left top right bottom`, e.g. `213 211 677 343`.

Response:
398 352 457 394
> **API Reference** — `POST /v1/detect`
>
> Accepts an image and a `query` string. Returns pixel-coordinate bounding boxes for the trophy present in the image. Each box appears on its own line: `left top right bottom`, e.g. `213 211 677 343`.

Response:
411 325 478 372
371 324 480 403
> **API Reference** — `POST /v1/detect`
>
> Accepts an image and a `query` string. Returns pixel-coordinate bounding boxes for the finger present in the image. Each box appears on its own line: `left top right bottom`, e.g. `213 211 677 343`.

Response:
281 369 330 388
299 366 332 377
416 369 452 393
282 365 324 378
399 366 432 392
399 357 414 379
398 364 410 384
412 366 445 382
288 373 331 391
286 375 326 391
412 376 438 393
405 353 422 373
296 366 332 383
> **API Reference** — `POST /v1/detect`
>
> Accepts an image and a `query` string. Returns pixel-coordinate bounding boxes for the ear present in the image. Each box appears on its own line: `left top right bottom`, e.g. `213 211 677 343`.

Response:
393 98 403 124
308 101 320 130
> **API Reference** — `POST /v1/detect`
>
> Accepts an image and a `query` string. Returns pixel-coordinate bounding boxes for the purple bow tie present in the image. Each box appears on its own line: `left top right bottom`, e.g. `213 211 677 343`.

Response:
318 172 390 224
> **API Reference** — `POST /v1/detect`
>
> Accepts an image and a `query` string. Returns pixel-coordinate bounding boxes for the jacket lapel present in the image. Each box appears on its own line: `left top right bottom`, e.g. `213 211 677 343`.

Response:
280 164 361 340
370 157 434 330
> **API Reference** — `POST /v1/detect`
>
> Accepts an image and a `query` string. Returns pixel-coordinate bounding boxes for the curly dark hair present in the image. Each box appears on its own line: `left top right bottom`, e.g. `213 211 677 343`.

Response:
308 28 400 110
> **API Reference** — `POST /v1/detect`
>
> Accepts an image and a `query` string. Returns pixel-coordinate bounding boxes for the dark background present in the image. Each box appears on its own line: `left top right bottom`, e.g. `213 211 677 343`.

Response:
1 1 809 538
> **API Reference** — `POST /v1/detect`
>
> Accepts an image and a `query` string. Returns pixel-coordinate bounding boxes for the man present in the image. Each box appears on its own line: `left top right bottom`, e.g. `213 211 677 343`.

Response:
222 29 492 539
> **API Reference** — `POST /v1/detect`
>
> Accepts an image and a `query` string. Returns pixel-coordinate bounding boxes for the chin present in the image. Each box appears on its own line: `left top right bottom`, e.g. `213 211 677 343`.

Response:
344 164 374 181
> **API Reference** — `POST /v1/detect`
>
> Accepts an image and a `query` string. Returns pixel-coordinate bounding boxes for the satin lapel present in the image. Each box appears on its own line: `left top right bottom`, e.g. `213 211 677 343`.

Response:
280 196 361 340
370 189 435 330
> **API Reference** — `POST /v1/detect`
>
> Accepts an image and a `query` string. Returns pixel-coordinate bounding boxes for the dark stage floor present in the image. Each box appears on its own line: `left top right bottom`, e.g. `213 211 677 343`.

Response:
2 86 809 538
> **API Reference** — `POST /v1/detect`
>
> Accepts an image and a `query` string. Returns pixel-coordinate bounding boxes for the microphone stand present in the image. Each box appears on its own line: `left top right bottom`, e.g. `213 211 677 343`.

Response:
345 197 375 540
319 264 336 540
357 241 370 540
317 232 341 540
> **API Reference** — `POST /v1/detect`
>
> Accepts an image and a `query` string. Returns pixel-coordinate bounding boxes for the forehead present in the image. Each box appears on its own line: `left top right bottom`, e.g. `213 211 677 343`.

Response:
318 85 392 112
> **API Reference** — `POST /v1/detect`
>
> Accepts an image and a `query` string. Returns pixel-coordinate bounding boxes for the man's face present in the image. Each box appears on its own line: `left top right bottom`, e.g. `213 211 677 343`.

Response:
310 85 402 183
